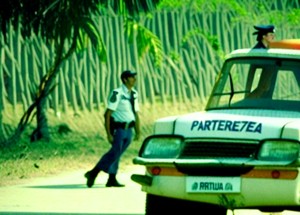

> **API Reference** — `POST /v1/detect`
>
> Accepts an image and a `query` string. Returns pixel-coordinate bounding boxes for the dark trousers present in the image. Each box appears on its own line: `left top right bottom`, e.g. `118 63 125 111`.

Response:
94 128 133 175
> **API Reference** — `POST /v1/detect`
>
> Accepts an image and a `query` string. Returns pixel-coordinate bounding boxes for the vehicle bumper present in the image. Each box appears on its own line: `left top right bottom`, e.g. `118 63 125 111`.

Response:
131 169 300 209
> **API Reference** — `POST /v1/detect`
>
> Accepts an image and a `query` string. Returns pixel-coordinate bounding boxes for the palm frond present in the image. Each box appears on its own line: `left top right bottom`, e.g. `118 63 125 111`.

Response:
125 19 163 67
78 16 107 61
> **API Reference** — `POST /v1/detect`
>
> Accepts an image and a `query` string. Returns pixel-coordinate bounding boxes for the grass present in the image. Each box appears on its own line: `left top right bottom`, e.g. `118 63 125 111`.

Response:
0 101 205 186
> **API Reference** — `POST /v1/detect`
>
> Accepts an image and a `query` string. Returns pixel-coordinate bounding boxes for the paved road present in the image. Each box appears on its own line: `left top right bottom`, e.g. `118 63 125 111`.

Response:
0 166 146 215
0 166 299 215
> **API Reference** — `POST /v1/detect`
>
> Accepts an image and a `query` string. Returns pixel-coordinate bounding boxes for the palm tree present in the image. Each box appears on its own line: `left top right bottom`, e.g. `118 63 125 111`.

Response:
0 0 162 145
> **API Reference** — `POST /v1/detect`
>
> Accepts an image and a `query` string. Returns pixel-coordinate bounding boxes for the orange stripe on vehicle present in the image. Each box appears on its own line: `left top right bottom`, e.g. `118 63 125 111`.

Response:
146 167 298 179
242 169 298 179
147 167 185 176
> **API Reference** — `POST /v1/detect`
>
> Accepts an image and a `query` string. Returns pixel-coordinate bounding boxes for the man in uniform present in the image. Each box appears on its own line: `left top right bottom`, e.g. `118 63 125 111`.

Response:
84 70 140 188
248 25 276 99
252 24 275 49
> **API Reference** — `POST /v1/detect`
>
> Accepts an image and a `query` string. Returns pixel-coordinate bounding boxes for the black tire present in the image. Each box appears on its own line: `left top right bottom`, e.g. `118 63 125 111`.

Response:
145 194 227 215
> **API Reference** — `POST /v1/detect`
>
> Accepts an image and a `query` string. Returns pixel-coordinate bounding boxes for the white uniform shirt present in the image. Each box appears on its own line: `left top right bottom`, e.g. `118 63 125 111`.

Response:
107 84 139 123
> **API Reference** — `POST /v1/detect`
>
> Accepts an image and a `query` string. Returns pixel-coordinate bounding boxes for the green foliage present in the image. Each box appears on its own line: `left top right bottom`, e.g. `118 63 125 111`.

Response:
158 0 245 12
1 0 299 145
125 19 163 67
107 0 161 18
168 50 181 64
77 17 107 61
0 0 162 63
0 133 103 186
157 0 300 25
0 101 204 186
181 28 220 51
287 9 300 25
0 0 162 144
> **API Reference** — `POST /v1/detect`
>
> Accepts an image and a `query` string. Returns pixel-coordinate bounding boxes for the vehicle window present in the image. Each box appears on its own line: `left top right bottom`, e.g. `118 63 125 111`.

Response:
273 69 300 101
246 65 275 99
220 63 250 104
206 58 300 111
250 69 263 92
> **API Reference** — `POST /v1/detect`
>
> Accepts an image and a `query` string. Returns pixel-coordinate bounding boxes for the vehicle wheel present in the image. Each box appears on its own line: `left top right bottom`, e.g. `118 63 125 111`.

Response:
145 194 227 214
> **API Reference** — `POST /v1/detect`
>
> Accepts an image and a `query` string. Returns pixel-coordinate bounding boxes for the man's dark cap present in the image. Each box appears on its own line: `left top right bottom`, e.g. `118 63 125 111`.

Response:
253 25 275 35
121 70 137 79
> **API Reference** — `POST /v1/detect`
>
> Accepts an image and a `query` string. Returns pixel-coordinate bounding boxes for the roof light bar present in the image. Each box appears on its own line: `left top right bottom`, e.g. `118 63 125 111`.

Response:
269 39 300 50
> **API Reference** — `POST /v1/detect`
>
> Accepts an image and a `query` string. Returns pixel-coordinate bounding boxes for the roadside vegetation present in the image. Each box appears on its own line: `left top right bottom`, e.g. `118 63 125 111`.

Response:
0 101 204 186
1 0 299 187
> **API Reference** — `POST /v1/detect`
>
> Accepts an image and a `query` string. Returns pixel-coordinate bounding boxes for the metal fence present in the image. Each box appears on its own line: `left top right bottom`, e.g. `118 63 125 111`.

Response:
1 2 300 117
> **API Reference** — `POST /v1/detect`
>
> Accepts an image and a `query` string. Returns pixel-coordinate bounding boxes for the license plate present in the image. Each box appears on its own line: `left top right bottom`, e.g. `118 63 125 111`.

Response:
186 176 241 193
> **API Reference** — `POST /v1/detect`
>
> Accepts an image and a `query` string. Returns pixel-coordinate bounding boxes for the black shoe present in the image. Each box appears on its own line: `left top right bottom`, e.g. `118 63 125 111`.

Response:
84 171 96 188
106 180 125 187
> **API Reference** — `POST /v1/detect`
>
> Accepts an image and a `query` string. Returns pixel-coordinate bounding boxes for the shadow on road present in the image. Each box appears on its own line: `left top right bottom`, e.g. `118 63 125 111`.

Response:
0 213 144 215
24 184 106 189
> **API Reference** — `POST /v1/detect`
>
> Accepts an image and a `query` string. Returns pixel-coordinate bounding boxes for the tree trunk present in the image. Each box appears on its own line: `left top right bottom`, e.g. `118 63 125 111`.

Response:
30 95 50 142
2 39 73 145
29 42 69 142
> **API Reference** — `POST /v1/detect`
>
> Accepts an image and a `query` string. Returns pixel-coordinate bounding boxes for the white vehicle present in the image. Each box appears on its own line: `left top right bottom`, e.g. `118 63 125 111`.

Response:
131 39 300 214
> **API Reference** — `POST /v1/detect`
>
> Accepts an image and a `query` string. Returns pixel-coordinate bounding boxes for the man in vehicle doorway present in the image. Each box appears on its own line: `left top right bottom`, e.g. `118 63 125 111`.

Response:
252 24 275 49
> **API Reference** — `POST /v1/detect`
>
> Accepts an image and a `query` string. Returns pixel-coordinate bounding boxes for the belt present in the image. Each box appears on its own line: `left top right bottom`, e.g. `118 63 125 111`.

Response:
114 121 135 129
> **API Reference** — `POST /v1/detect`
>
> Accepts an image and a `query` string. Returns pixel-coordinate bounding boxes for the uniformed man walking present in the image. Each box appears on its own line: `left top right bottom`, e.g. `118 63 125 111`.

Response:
252 24 275 49
84 70 140 188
